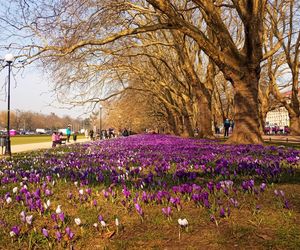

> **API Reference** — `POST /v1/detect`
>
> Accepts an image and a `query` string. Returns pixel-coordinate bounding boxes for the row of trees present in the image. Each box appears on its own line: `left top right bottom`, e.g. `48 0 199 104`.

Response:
0 111 84 132
0 0 299 143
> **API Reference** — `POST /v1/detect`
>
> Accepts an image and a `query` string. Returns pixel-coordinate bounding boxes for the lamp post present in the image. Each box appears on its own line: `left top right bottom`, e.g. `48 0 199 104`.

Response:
99 104 103 137
4 53 14 157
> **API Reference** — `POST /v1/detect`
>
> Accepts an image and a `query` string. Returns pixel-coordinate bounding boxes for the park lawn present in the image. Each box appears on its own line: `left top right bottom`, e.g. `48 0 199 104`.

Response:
10 135 85 145
0 134 299 249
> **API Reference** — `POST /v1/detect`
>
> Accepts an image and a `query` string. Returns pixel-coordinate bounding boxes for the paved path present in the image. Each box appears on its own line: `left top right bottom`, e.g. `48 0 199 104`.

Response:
2 138 91 155
262 135 300 143
215 134 300 143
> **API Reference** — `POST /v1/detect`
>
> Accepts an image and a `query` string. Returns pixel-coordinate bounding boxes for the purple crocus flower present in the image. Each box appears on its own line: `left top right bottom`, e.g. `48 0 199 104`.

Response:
122 187 131 199
58 212 65 222
203 199 211 209
260 183 266 192
55 231 62 241
284 199 290 209
134 203 143 217
42 228 48 238
86 188 92 196
51 213 57 222
93 199 97 206
65 227 74 239
102 190 109 199
10 225 21 237
162 207 171 217
219 207 226 218
44 189 51 196
98 215 103 222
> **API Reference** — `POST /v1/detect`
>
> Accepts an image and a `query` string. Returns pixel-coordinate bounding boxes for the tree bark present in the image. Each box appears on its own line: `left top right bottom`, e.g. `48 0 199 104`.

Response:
183 114 194 137
289 115 300 136
196 91 214 138
226 71 264 144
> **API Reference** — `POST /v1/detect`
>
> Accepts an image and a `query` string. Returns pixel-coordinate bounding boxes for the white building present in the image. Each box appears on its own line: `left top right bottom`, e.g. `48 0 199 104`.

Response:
265 107 289 127
265 88 300 127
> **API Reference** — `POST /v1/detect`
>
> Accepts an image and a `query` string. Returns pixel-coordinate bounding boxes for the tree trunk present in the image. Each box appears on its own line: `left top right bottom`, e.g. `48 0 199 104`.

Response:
165 108 180 135
258 110 267 135
197 93 214 138
289 115 300 135
226 71 263 144
180 115 193 137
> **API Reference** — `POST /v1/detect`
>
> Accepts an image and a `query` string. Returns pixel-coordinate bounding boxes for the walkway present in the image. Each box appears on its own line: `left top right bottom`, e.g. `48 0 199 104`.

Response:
2 138 91 155
262 135 300 144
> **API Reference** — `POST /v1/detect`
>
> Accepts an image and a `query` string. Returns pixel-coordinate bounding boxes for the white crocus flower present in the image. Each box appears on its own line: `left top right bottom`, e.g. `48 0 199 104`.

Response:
56 205 62 214
100 220 106 227
79 189 84 195
44 199 51 209
74 218 81 226
26 215 33 225
10 231 16 237
12 187 18 193
178 218 188 227
6 197 12 204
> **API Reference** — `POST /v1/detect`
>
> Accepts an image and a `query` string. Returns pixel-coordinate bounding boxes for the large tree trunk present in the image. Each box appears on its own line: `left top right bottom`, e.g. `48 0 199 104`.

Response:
259 111 267 135
180 114 194 137
289 115 300 135
226 71 264 144
165 108 180 135
196 92 214 138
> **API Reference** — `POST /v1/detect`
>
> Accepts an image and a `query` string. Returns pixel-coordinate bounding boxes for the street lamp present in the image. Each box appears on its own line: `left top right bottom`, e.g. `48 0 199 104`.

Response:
4 53 14 157
99 104 103 138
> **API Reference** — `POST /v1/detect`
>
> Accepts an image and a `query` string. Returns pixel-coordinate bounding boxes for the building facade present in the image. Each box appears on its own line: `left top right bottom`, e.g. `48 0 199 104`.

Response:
265 107 289 127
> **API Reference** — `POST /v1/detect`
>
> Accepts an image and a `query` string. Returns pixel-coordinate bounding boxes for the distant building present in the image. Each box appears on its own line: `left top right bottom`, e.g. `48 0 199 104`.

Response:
265 88 300 127
266 107 289 127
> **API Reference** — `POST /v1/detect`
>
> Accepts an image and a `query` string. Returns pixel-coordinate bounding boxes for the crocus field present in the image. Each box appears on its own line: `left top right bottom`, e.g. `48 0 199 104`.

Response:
1 134 300 249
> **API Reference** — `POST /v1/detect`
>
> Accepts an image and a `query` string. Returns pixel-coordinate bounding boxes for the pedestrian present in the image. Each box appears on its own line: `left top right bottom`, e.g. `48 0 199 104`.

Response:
51 132 57 147
224 118 230 137
73 131 78 142
89 129 94 140
122 128 129 137
66 125 71 142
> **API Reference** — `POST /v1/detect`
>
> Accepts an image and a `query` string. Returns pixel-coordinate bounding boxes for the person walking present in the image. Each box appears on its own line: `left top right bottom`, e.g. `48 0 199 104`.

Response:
224 118 230 137
73 131 78 142
51 132 57 147
66 125 71 142
122 128 129 137
89 129 94 140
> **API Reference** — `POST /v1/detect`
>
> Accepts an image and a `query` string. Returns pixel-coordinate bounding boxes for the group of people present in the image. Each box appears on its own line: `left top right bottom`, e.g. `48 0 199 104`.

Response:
51 125 78 147
223 118 235 137
51 132 65 147
214 118 235 137
84 127 130 141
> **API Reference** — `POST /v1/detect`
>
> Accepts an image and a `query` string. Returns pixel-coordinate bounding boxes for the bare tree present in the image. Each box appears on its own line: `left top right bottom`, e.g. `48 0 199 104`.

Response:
265 0 300 135
1 0 289 143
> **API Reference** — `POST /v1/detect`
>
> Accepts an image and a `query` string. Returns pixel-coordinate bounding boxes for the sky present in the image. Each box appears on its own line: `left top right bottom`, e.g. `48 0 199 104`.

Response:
0 63 88 119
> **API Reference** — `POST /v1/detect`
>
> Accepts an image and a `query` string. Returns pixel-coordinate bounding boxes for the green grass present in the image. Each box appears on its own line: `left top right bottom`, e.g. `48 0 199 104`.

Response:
9 135 85 145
